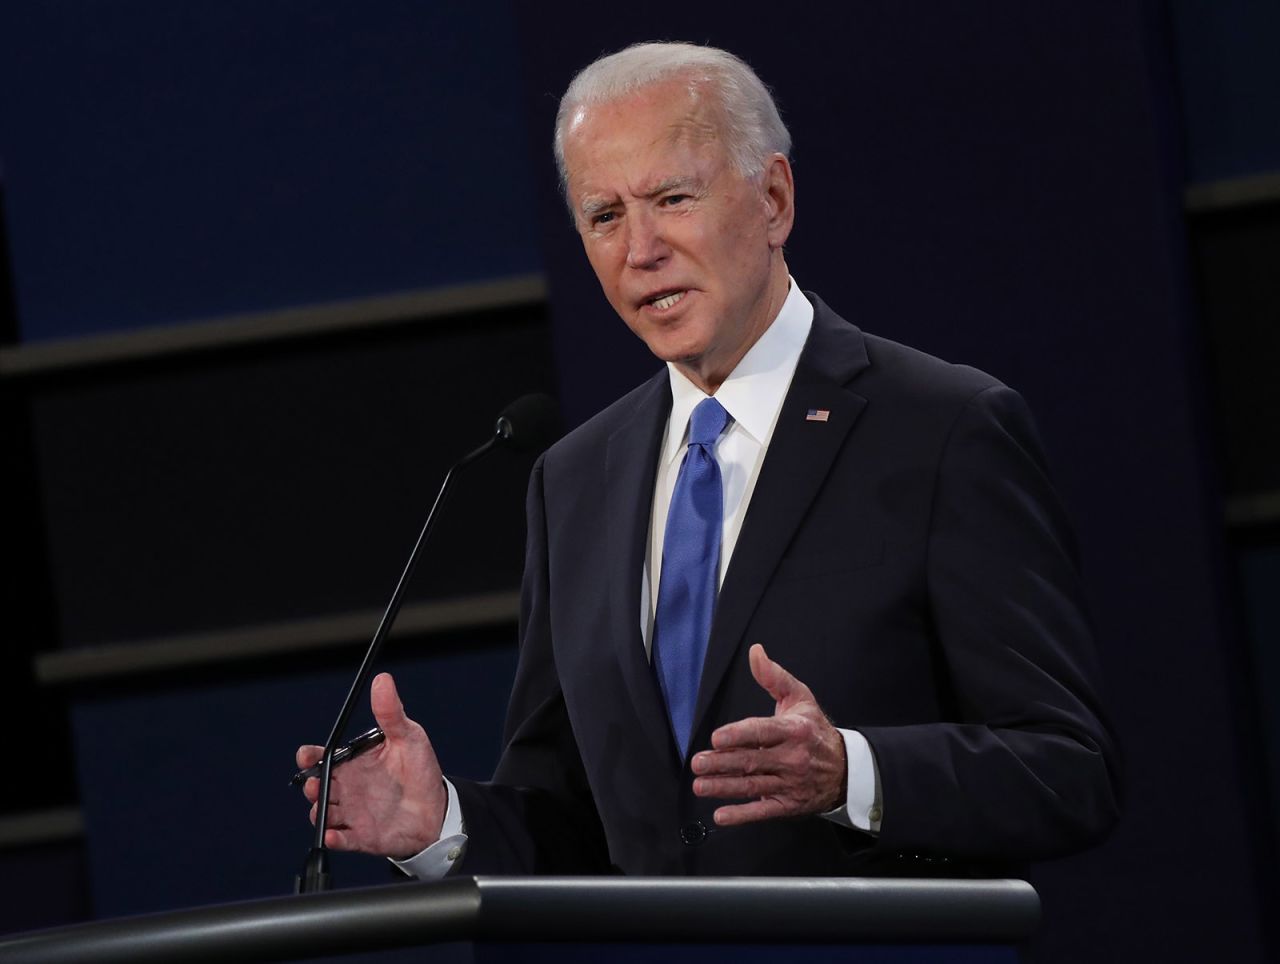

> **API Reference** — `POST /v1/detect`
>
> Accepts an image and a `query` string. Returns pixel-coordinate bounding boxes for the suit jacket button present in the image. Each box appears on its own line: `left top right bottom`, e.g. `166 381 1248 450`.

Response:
680 820 708 846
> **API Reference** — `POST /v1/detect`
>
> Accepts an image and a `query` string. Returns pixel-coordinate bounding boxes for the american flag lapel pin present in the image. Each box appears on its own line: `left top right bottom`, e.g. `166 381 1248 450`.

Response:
805 408 830 423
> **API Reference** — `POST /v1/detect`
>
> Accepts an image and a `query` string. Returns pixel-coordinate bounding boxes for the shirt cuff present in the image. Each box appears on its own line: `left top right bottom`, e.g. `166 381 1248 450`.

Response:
389 777 468 879
821 728 883 834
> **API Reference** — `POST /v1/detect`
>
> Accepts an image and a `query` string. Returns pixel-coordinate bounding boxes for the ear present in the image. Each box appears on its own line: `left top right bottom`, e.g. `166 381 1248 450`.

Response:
761 154 796 249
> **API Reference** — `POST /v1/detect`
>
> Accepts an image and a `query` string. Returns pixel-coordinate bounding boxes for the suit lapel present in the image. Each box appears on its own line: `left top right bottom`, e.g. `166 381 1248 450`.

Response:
691 298 872 737
604 372 676 761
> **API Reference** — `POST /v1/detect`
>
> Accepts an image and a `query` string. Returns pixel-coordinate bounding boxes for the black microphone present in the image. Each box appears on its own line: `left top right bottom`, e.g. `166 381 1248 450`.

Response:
495 392 560 452
295 393 559 894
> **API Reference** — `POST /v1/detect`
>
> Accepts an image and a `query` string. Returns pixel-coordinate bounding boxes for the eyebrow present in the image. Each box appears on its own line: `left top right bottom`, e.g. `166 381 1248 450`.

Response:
580 196 615 219
578 176 703 220
644 175 700 198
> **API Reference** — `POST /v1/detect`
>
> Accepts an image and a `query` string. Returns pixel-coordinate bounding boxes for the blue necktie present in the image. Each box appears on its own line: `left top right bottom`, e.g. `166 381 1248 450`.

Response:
653 396 731 759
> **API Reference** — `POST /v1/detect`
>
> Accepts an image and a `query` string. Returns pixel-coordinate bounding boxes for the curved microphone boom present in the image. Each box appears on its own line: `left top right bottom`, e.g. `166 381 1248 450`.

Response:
296 393 559 893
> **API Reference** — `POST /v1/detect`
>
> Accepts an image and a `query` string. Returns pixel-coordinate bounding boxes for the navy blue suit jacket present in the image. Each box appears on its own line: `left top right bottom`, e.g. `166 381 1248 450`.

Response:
453 294 1119 876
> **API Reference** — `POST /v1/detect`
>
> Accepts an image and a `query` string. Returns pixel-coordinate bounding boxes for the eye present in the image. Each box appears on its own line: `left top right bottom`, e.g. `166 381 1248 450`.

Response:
590 211 616 227
661 194 690 207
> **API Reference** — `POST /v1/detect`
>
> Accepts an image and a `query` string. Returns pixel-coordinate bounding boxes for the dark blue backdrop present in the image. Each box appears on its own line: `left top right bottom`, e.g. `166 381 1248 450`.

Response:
0 1 542 340
1 2 1276 962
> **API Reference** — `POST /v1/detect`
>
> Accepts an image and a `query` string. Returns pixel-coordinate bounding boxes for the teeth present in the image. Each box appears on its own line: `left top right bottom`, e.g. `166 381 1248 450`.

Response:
651 291 685 310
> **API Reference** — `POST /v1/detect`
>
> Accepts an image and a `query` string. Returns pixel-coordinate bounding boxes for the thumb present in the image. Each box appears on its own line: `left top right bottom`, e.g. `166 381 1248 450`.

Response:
370 672 413 740
748 643 809 707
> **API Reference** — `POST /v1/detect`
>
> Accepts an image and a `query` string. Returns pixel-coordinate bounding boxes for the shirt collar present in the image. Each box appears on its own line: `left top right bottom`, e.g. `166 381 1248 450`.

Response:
662 279 815 465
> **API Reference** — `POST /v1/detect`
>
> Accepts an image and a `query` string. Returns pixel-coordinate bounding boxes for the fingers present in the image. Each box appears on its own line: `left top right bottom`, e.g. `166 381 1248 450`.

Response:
748 643 812 706
693 742 813 778
305 781 345 811
310 800 355 850
370 672 412 740
713 799 790 827
296 744 324 769
325 828 354 850
302 772 346 803
693 774 788 799
692 742 811 798
693 747 766 776
694 665 848 822
709 715 796 751
296 674 445 859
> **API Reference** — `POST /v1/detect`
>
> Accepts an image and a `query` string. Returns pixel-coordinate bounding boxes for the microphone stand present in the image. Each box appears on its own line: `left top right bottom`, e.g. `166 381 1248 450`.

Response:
295 433 498 893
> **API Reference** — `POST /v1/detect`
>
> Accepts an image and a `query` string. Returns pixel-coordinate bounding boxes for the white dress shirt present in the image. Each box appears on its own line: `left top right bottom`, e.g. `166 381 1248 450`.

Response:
643 277 812 650
396 280 880 879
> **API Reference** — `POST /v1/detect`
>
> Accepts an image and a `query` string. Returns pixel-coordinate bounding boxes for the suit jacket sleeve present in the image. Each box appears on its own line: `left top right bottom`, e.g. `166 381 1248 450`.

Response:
449 455 613 874
858 384 1120 861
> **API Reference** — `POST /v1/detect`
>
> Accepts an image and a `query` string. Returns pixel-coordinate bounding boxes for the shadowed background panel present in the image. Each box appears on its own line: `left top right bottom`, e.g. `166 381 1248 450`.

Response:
0 3 1276 963
0 1 541 341
30 314 548 647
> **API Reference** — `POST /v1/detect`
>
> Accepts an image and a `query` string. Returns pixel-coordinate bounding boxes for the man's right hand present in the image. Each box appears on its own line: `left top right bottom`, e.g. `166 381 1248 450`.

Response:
296 671 447 859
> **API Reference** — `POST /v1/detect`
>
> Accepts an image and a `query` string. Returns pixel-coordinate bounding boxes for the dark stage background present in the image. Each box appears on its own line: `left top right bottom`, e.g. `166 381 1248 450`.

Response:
0 3 1277 962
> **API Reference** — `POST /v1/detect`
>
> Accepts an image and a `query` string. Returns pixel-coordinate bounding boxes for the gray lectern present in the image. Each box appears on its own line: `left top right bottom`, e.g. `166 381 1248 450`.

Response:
0 876 1038 963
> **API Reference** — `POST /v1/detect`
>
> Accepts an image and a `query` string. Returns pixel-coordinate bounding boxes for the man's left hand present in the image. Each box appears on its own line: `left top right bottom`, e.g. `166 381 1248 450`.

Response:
692 643 847 826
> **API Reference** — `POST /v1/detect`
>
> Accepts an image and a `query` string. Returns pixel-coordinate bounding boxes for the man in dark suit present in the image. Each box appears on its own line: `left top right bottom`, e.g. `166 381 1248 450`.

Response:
298 41 1119 877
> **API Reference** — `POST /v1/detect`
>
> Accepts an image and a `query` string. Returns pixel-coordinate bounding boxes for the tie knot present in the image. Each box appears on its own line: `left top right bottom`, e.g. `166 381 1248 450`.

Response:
688 397 730 448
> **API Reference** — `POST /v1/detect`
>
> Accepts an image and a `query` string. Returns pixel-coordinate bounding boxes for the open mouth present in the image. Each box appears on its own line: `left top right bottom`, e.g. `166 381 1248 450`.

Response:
646 290 687 311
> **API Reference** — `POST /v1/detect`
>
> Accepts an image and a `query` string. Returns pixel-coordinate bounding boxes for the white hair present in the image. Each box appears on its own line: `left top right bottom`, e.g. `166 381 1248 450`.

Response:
553 41 792 196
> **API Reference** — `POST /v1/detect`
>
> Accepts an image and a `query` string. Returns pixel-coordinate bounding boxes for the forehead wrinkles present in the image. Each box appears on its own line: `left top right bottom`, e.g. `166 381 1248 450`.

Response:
663 110 721 152
663 77 728 150
622 113 723 194
567 83 730 210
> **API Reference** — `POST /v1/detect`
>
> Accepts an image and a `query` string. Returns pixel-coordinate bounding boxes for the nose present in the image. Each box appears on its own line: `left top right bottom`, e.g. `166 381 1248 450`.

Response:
625 211 668 269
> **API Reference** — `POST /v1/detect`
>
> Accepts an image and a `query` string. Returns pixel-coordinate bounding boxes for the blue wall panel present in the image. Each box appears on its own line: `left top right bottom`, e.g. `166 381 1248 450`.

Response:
0 1 542 342
1241 547 1280 849
1171 1 1280 182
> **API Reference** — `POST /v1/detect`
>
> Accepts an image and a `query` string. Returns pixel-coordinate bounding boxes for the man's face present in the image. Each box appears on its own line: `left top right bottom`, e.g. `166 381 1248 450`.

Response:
560 79 794 393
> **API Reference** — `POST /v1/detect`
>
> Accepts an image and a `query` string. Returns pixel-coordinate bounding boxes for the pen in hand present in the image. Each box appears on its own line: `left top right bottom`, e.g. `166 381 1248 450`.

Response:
291 726 386 786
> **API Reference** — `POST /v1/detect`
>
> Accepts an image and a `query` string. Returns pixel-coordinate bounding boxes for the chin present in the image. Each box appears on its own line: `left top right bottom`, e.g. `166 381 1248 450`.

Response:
646 339 706 367
639 326 711 365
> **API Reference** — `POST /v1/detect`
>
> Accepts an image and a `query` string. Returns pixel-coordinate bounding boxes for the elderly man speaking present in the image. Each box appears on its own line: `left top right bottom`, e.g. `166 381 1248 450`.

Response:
298 41 1119 878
